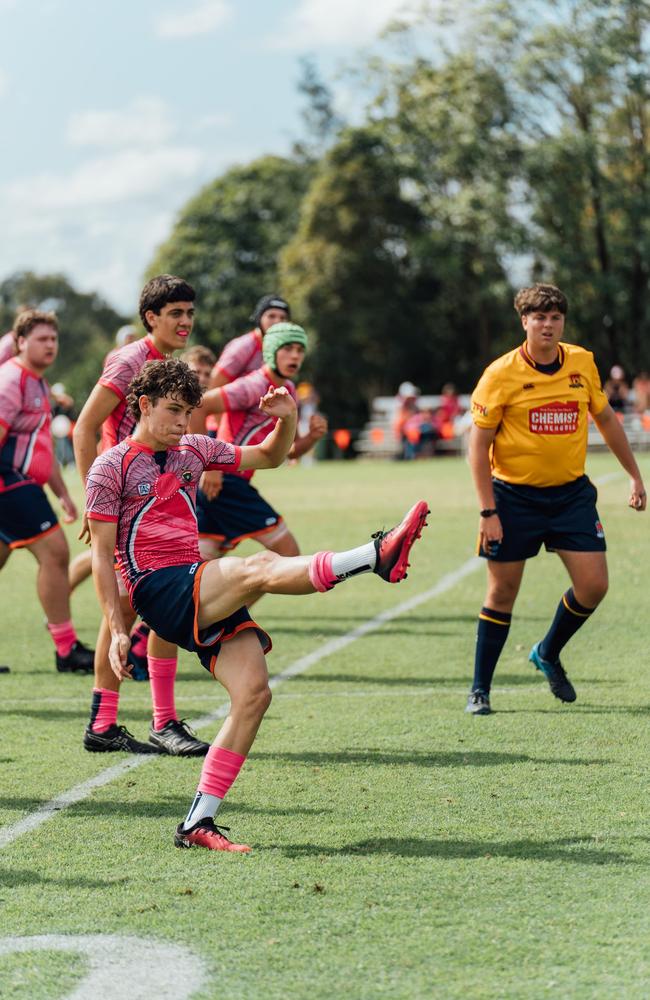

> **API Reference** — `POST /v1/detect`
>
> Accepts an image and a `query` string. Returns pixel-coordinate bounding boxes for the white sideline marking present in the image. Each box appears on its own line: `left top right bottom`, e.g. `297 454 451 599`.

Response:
0 934 207 1000
0 556 481 850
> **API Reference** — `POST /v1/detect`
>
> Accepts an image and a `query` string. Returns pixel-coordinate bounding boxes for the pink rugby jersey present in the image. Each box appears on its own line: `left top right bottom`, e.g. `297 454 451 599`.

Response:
0 359 53 489
99 336 165 451
218 365 296 482
0 331 16 366
85 434 241 596
213 329 263 382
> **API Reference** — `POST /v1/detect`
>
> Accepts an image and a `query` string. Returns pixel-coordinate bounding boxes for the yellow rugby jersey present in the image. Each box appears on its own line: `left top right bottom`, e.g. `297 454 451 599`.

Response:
471 342 609 487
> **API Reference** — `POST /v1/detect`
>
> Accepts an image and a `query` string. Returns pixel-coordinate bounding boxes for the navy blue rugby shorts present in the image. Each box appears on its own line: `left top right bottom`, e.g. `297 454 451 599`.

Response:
478 474 606 562
131 561 271 673
197 473 283 553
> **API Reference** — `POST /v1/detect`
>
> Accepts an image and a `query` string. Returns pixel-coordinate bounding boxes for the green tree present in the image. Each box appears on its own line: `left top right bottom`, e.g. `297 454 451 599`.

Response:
145 156 312 350
280 127 437 429
513 0 650 370
0 271 126 409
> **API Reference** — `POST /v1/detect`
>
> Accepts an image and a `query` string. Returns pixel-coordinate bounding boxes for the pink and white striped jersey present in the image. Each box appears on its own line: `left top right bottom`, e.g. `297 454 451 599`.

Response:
85 434 241 595
0 359 53 489
98 336 165 451
213 329 263 382
0 331 16 367
218 365 296 481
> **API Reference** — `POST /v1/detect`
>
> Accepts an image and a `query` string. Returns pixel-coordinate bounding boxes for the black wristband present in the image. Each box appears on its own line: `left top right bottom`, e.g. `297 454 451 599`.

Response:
480 508 498 518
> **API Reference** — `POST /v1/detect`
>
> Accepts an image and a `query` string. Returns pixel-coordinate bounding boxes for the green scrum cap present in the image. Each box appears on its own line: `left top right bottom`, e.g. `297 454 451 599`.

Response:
263 322 308 372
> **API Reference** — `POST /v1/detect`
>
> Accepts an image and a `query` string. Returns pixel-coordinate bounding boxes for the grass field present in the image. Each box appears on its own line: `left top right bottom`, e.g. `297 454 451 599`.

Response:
2 454 650 999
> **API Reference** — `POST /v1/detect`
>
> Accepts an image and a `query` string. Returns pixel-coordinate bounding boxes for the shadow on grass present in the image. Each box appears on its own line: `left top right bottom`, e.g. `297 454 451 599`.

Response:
250 749 611 768
274 835 637 866
0 867 122 889
3 707 155 722
0 797 330 820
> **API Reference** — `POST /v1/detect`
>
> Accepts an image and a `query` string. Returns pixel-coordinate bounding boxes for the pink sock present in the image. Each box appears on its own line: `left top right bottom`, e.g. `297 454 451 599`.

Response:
47 619 78 657
149 656 178 730
90 688 119 733
308 551 337 592
198 745 246 798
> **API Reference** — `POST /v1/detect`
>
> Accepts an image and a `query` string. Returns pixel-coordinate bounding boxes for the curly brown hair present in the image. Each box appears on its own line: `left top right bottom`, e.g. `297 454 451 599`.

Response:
127 359 203 422
514 284 568 317
14 308 58 339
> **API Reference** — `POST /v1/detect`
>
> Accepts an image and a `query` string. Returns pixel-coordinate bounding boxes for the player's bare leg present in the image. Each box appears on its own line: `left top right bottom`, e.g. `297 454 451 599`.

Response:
529 550 608 705
69 549 92 592
29 528 94 673
0 541 10 571
175 630 271 852
198 500 429 629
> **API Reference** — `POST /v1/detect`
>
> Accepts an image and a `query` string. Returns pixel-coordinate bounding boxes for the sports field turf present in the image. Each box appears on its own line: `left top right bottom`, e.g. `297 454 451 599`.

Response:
1 455 650 999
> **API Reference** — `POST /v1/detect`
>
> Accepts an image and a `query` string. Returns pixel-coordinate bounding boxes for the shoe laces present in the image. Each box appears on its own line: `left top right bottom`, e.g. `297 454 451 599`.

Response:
173 718 199 738
196 818 232 839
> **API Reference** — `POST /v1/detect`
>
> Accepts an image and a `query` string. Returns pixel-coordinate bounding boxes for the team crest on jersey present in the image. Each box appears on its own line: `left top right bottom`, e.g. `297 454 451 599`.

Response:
138 483 152 495
181 471 192 483
568 371 584 388
595 520 605 538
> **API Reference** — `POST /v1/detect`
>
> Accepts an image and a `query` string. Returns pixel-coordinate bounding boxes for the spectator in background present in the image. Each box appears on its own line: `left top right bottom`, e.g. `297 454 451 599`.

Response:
50 382 75 467
604 365 629 413
393 381 421 460
434 382 462 440
632 371 650 413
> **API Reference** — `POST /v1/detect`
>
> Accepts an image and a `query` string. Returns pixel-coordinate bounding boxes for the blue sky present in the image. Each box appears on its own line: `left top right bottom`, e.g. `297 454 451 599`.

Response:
0 0 414 312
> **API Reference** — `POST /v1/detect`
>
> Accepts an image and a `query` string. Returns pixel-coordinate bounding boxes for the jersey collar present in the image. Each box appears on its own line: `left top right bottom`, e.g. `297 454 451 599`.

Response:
519 341 565 373
144 336 166 360
261 363 286 388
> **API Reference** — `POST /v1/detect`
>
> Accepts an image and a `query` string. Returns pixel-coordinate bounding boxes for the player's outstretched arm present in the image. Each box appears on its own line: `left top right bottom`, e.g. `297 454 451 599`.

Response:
89 519 131 679
592 404 647 510
239 386 298 472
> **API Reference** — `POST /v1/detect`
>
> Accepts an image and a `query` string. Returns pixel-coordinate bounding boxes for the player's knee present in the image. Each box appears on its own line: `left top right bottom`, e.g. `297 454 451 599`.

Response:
243 549 278 587
582 576 608 607
486 581 518 609
236 681 272 721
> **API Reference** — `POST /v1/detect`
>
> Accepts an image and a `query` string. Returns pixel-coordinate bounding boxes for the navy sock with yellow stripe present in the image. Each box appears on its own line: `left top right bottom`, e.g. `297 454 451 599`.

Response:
472 607 512 693
538 588 594 663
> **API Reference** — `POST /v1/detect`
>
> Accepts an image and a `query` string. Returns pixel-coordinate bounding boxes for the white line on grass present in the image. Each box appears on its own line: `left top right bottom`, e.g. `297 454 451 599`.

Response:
0 556 481 850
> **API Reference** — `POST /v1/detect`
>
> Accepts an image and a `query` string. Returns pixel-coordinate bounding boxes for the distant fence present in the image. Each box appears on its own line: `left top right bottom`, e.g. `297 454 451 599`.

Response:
354 396 650 459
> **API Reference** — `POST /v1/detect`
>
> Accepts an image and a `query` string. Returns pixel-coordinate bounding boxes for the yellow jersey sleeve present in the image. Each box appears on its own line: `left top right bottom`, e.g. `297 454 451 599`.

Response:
471 362 507 429
586 354 609 416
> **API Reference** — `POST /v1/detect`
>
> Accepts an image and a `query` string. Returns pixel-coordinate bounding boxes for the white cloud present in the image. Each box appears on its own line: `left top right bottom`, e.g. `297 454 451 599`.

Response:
67 97 175 149
268 0 418 49
7 147 204 210
155 0 231 39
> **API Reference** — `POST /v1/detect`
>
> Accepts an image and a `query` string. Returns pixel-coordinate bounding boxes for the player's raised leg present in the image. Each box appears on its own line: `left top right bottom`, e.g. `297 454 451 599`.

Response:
196 499 430 628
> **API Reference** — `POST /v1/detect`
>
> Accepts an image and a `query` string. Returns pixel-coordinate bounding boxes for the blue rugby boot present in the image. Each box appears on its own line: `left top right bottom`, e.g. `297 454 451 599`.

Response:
529 642 576 703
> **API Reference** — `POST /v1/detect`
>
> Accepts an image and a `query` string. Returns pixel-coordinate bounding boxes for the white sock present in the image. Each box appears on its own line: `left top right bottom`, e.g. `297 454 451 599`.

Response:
331 540 377 580
182 791 222 830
